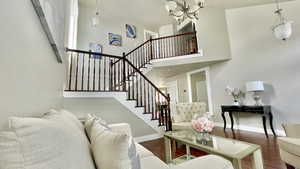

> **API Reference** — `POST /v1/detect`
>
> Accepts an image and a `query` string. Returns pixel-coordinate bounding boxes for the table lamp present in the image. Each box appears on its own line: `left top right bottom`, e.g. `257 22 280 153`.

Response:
246 81 265 105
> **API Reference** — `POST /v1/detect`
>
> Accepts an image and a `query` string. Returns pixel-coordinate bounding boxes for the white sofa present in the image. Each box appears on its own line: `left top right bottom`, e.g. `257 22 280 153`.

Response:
0 110 233 169
172 102 207 131
111 123 233 169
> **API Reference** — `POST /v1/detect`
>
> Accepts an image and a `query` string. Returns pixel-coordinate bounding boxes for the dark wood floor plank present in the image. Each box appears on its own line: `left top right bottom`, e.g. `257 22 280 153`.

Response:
140 127 286 169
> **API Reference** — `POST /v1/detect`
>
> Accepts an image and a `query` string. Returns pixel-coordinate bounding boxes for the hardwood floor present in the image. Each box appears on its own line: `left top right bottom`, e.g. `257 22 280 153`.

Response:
140 127 286 169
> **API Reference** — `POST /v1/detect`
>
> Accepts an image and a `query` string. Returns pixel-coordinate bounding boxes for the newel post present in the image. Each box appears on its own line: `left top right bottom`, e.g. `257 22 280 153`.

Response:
167 94 172 131
122 52 127 91
150 37 154 60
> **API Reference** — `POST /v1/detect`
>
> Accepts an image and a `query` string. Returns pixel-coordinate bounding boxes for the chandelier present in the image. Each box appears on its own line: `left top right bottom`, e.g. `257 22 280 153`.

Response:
272 0 293 41
92 0 100 27
165 0 204 24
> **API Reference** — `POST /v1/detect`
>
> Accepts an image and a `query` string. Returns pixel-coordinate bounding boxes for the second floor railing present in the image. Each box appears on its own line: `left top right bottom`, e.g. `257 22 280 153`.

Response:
113 31 198 70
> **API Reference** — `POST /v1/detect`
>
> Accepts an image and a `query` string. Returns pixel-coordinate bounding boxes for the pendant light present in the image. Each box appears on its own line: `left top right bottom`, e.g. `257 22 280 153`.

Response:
272 0 293 41
92 0 100 27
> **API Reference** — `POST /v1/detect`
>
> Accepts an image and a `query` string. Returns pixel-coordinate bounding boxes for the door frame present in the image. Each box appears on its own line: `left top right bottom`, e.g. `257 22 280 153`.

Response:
166 80 179 102
144 29 159 41
166 80 179 115
186 67 213 114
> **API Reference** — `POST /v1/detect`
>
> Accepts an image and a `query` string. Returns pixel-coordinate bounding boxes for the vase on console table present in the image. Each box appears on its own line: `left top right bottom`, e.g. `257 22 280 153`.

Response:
225 86 243 106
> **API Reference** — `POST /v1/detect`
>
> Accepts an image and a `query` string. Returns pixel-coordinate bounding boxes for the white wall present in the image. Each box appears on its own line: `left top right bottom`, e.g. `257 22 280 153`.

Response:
195 8 231 60
77 3 158 56
63 98 156 137
0 0 65 129
210 1 300 130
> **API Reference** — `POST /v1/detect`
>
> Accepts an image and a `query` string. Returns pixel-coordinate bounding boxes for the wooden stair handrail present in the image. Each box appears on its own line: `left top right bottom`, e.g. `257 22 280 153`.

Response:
152 31 196 41
124 58 169 101
66 48 123 59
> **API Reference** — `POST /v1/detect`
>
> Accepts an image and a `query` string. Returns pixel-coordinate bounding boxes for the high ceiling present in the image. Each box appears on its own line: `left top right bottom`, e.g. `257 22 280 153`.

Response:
79 0 293 28
78 0 174 29
199 0 293 9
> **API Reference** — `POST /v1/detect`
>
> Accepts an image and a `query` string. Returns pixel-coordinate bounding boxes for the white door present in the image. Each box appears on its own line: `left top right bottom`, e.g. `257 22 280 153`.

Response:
166 81 179 115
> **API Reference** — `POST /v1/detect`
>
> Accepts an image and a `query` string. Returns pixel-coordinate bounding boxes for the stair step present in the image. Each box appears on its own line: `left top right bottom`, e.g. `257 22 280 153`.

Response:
135 106 144 108
127 99 136 101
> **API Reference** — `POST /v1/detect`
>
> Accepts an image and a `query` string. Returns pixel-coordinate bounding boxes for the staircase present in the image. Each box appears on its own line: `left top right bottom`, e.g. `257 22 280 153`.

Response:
65 32 198 131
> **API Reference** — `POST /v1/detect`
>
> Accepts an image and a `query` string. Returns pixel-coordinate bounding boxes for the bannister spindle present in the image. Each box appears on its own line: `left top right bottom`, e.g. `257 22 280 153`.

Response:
103 57 106 91
139 74 142 106
75 53 79 90
143 79 146 113
87 51 91 91
81 54 85 90
151 87 155 120
122 52 126 91
98 57 101 91
68 52 73 90
93 57 96 91
147 83 150 114
109 59 113 91
113 61 116 91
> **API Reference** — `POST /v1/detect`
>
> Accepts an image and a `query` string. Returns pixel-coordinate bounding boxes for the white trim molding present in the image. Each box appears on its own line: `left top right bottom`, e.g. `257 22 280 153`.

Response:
186 67 213 114
215 122 286 137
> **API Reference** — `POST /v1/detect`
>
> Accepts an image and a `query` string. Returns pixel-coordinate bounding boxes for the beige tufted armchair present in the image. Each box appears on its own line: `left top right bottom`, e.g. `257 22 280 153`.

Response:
278 124 300 169
172 102 207 131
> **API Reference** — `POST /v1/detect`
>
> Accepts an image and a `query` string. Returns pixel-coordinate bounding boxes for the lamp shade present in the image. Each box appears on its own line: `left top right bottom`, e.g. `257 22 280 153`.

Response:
246 81 264 92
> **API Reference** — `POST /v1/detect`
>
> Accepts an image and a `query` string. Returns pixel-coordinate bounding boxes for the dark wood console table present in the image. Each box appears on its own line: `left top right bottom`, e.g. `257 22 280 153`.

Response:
221 105 276 138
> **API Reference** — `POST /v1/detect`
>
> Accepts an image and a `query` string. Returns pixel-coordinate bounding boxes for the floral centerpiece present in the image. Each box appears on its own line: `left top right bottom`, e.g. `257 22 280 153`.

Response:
192 115 215 142
225 86 243 105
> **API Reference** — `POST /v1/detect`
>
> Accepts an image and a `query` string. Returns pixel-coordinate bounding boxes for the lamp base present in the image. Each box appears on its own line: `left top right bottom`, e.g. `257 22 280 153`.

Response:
253 92 263 106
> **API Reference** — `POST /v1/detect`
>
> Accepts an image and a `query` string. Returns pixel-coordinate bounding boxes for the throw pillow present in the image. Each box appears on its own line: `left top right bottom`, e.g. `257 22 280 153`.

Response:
85 113 109 139
90 121 141 169
0 111 96 169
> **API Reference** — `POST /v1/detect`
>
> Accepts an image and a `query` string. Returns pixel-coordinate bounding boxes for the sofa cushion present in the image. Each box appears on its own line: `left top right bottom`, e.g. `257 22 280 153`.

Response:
90 121 141 169
172 122 192 131
0 111 96 169
85 113 109 139
172 155 233 169
136 143 154 158
140 156 169 169
0 131 23 169
278 137 300 156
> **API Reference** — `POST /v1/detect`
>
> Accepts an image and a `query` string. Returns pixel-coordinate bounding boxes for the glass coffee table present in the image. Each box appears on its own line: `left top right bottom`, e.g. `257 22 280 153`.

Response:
164 130 264 169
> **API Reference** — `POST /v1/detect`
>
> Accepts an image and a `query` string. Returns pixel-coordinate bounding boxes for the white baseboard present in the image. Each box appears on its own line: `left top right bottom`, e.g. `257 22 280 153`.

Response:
134 133 163 143
215 122 286 136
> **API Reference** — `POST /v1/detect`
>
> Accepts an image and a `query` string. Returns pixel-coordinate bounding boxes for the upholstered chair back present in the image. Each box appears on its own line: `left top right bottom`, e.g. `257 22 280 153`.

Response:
174 102 207 123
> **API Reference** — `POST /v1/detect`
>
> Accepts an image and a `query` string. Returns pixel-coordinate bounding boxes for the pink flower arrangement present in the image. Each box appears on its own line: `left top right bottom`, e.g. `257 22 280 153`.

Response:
192 117 215 133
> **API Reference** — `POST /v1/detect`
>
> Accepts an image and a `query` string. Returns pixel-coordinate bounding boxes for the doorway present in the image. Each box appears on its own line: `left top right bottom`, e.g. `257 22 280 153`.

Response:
144 29 158 41
166 80 179 116
187 67 213 113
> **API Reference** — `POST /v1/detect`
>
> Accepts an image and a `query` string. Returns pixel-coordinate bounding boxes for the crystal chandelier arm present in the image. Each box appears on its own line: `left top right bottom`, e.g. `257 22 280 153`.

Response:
169 10 184 17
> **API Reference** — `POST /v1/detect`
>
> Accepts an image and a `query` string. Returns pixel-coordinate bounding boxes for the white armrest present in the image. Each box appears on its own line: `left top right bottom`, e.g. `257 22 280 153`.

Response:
108 123 132 137
171 155 233 169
